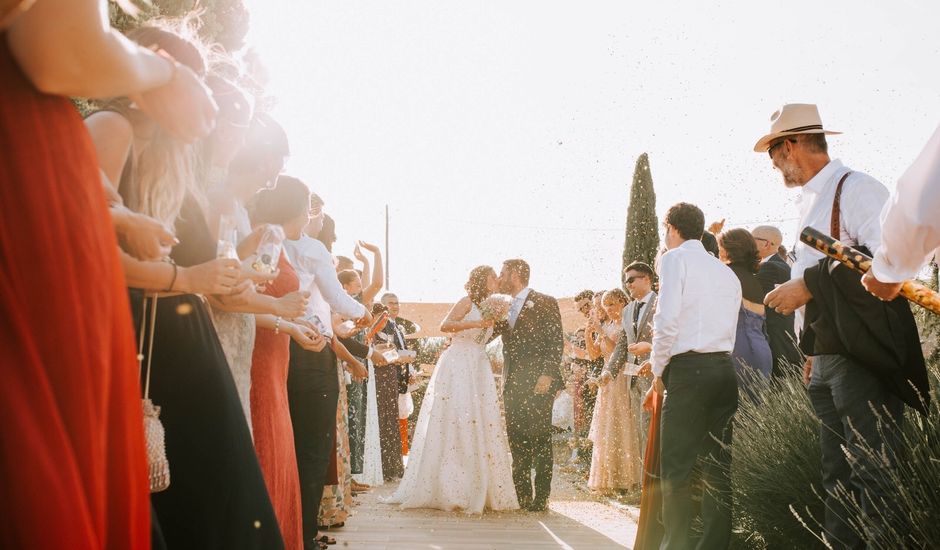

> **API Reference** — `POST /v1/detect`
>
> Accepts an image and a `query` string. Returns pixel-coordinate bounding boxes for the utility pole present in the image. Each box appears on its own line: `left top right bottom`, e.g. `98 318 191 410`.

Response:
385 204 390 290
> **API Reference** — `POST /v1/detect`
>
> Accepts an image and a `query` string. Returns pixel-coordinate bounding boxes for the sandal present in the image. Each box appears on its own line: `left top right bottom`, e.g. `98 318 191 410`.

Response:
316 535 337 545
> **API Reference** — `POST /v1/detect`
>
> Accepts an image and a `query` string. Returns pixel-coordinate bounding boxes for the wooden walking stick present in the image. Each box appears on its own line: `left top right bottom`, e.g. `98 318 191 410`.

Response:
800 226 940 316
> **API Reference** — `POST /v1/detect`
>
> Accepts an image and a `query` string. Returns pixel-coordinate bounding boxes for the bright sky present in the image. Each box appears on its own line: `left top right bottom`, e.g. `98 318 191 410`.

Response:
241 0 940 302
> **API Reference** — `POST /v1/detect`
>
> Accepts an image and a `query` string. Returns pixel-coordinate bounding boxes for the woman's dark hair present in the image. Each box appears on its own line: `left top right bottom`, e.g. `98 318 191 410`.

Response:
465 265 495 306
602 288 629 307
250 175 309 225
574 289 595 302
665 202 705 241
719 228 761 273
317 214 336 251
338 269 359 287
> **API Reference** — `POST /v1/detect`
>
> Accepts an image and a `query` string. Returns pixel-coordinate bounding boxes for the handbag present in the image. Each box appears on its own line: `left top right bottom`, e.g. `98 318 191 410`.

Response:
138 294 170 493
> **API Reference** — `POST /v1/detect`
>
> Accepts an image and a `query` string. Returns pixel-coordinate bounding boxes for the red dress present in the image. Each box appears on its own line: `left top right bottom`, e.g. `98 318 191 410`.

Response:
251 253 303 549
0 37 149 548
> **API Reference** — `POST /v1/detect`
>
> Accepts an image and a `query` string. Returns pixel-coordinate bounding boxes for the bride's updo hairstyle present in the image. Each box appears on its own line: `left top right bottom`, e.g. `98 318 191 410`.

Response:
465 265 495 307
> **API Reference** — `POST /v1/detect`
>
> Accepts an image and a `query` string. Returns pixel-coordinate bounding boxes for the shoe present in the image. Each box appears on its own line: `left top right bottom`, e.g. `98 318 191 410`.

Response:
527 500 548 512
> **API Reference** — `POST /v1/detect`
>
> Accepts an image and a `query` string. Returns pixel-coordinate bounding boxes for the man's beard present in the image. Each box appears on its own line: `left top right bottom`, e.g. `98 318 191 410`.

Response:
780 162 805 188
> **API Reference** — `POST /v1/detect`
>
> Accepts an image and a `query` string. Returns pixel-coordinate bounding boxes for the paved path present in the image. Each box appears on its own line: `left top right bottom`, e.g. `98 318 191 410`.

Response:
331 468 639 549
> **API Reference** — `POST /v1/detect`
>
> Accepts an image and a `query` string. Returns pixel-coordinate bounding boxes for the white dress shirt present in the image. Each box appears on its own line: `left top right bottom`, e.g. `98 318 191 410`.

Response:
508 287 532 328
650 239 742 377
789 159 888 333
871 122 940 282
791 159 888 280
284 235 366 338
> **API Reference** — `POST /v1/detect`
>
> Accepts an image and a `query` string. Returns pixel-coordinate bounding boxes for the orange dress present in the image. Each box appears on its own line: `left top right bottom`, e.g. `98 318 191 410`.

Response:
251 253 303 549
0 37 150 549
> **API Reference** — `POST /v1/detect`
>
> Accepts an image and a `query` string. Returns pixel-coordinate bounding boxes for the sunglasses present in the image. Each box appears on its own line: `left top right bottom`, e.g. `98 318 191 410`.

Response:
578 302 592 313
625 275 647 284
768 138 797 159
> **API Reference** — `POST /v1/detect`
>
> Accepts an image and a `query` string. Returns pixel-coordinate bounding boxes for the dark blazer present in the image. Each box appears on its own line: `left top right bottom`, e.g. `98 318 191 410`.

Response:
802 256 930 414
757 255 801 370
493 290 565 396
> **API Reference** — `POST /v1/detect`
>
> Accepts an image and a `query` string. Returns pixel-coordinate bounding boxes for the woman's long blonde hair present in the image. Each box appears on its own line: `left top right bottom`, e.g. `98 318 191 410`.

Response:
103 18 208 228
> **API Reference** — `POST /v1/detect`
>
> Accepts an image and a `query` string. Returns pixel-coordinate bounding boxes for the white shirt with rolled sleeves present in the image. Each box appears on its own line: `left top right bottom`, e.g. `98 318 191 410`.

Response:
871 122 940 283
650 239 742 378
790 159 889 332
284 235 366 338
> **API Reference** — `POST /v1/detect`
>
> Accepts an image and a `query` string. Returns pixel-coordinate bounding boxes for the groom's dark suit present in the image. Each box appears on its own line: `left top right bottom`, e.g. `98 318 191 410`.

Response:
493 289 564 508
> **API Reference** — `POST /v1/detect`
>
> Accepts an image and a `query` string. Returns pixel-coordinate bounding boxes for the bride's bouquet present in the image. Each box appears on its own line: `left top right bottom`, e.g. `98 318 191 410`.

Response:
475 293 512 343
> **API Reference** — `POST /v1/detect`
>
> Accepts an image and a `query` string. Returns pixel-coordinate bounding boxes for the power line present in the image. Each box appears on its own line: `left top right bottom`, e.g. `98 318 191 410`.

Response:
447 216 800 233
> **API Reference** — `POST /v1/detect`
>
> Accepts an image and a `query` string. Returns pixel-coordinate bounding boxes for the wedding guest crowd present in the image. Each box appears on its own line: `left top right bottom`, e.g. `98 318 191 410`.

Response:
0 4 406 548
3 1 938 547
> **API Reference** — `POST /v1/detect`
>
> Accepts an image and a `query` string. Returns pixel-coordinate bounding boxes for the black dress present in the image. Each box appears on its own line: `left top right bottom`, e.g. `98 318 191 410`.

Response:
133 197 284 549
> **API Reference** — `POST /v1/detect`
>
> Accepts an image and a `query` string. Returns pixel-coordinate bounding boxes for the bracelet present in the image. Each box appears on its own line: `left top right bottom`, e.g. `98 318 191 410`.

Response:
274 316 282 335
165 261 178 292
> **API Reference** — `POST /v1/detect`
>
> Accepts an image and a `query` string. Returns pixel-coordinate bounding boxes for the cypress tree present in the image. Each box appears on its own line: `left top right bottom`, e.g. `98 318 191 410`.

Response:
622 153 660 284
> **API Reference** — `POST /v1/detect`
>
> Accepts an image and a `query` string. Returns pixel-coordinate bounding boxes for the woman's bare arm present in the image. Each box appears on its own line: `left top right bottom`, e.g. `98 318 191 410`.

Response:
439 296 489 333
7 0 173 97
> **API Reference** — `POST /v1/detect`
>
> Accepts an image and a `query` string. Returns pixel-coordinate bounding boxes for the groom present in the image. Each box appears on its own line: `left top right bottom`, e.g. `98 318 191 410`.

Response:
494 259 564 512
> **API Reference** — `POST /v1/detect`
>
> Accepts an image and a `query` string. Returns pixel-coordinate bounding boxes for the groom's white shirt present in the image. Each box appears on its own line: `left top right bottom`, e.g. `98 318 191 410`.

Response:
508 287 532 329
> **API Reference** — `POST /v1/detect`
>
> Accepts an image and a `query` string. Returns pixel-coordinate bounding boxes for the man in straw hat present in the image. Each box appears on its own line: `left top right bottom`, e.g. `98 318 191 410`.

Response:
759 104 911 548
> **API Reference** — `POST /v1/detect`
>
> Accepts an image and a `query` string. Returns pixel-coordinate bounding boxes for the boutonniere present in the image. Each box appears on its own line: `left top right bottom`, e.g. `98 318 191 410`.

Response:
524 300 535 310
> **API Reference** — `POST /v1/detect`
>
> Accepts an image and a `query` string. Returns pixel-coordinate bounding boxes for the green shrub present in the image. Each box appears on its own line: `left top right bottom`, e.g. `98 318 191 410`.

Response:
726 358 940 549
724 371 824 549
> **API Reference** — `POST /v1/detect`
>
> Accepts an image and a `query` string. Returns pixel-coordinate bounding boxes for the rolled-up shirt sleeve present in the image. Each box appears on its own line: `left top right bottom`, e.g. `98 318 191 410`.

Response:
871 122 940 283
651 251 683 377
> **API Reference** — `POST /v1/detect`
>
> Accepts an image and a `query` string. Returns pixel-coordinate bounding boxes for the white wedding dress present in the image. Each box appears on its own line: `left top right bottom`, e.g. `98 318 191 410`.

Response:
382 303 519 513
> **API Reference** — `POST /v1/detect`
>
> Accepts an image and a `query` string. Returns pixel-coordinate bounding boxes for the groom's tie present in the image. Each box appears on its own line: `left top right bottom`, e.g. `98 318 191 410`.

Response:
509 295 524 329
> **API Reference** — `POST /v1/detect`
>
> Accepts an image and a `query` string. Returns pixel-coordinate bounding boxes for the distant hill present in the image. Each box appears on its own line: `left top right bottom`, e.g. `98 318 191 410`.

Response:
399 296 585 339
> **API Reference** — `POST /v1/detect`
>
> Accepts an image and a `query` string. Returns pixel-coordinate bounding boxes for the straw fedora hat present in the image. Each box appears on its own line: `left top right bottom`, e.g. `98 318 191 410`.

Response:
753 103 841 152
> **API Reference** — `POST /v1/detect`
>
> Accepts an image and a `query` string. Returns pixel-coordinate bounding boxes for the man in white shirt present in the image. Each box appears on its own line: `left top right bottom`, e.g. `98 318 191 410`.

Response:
758 104 903 548
647 202 741 550
283 204 371 546
863 121 940 300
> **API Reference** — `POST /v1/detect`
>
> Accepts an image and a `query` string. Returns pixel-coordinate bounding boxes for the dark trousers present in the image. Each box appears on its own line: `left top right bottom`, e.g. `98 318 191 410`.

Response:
346 378 366 475
505 391 554 507
808 354 904 549
660 352 738 550
288 342 339 545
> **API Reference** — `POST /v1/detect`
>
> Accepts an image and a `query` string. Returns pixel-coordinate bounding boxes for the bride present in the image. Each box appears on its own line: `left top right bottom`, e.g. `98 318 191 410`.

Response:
382 266 519 513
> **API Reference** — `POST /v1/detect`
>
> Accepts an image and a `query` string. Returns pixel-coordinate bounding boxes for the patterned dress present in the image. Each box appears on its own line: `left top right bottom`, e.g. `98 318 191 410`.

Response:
318 361 353 527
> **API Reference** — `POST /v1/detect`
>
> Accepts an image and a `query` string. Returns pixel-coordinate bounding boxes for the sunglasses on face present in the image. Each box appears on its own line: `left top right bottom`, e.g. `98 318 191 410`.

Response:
625 275 647 284
768 138 797 159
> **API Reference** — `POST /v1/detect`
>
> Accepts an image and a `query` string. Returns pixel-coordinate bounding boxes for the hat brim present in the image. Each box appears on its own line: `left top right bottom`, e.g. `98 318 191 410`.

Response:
753 129 842 153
